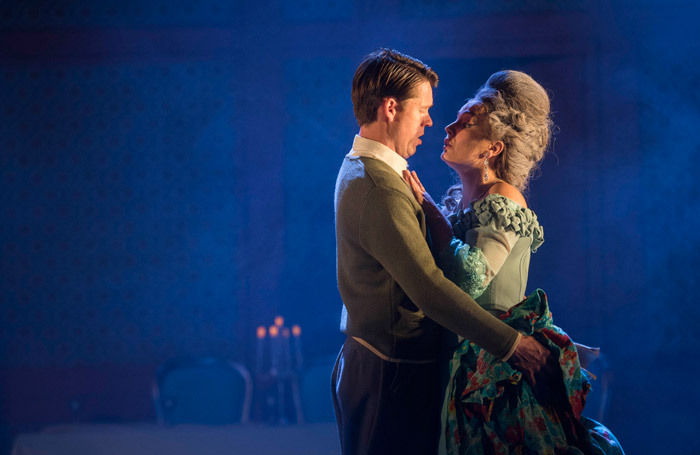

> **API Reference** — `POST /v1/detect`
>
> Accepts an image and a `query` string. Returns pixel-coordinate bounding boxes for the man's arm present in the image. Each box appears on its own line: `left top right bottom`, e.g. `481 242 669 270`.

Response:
391 175 553 378
359 185 519 358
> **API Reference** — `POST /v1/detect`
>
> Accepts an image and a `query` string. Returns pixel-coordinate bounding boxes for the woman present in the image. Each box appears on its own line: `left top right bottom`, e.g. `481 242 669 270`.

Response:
404 70 623 454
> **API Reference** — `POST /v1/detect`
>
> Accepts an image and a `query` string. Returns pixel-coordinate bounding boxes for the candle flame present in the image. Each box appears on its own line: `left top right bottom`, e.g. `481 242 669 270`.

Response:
269 325 279 337
256 326 266 338
274 315 284 326
292 325 301 336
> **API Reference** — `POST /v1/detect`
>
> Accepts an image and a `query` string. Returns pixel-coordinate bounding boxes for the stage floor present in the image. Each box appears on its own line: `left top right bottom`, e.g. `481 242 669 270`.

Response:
12 422 340 455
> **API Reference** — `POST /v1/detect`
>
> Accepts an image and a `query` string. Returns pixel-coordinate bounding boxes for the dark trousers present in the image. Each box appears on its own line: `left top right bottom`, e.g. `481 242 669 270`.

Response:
331 337 441 455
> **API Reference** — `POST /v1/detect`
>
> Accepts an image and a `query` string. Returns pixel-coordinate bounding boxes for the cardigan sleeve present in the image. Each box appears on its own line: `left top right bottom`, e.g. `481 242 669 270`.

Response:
357 185 519 360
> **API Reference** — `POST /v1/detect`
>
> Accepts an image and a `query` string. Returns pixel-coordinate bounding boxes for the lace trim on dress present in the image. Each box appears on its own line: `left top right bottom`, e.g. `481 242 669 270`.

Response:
438 238 489 299
449 194 545 252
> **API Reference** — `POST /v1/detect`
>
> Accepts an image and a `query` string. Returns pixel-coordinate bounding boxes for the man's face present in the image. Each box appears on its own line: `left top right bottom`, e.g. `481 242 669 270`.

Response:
390 80 434 159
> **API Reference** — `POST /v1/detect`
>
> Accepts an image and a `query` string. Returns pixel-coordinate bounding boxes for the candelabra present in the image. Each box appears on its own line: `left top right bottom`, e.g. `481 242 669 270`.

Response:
254 316 304 424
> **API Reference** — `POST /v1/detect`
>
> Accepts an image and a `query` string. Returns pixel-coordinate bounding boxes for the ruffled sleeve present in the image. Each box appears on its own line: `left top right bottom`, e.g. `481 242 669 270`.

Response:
452 194 544 253
437 238 490 299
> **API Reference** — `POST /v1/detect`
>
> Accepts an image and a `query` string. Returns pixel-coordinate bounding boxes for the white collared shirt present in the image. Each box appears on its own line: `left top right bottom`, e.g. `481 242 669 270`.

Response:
348 135 408 177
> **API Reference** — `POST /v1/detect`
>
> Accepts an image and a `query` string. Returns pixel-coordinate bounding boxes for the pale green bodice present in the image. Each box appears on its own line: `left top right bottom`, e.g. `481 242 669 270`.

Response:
438 194 544 313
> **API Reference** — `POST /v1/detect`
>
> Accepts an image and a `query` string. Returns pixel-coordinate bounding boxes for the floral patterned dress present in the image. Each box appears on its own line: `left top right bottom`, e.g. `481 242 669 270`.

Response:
438 195 624 455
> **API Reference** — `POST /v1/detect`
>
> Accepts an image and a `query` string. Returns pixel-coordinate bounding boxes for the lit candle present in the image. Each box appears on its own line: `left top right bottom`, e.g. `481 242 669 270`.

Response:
290 324 304 423
255 325 266 374
269 325 280 374
282 327 291 374
291 324 303 370
270 323 286 424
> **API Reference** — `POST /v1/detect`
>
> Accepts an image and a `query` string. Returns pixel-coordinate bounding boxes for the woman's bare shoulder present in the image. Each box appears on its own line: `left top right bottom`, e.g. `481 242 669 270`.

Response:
489 181 527 208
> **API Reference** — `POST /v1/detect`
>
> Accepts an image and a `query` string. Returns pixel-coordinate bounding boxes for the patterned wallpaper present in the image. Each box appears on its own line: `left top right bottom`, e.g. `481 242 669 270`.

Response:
279 56 355 351
0 1 240 28
397 0 586 17
0 60 242 366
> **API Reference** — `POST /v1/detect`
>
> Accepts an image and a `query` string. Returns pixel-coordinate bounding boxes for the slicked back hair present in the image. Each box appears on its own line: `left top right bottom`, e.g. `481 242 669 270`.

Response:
351 48 439 126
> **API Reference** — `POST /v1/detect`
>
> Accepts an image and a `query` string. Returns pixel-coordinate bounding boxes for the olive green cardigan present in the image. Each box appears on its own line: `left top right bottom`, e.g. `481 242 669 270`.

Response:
334 154 519 362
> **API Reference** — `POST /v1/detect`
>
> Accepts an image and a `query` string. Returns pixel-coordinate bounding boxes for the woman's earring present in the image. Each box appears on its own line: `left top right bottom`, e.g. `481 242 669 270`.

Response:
483 155 490 182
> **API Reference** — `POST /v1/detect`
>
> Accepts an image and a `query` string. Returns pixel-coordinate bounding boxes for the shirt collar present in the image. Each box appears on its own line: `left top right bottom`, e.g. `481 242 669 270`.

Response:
348 135 408 177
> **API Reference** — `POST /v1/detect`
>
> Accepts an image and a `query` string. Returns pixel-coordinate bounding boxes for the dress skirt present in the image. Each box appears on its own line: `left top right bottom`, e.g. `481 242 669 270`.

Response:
441 289 624 455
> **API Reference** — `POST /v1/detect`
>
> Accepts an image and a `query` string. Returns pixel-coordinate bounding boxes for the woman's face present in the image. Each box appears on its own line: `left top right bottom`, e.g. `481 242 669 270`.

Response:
441 100 493 170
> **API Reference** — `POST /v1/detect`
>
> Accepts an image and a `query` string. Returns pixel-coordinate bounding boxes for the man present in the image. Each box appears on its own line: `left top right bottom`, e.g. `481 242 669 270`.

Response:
332 49 551 454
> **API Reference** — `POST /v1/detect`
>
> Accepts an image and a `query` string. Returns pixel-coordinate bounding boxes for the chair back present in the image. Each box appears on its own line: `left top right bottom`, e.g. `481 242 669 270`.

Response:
582 352 612 423
153 356 252 425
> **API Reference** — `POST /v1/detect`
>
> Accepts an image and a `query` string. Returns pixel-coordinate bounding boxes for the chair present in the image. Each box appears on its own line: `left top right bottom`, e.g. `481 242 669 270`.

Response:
152 356 252 425
581 351 612 423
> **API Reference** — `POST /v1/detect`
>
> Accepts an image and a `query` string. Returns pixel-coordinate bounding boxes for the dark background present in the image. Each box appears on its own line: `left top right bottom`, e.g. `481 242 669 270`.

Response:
2 0 699 453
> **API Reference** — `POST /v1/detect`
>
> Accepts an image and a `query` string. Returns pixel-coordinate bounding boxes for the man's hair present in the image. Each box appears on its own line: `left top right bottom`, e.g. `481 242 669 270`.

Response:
351 48 439 126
